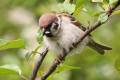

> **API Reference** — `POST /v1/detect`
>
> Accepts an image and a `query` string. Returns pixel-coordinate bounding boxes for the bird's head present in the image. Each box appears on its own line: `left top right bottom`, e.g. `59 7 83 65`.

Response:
39 13 61 37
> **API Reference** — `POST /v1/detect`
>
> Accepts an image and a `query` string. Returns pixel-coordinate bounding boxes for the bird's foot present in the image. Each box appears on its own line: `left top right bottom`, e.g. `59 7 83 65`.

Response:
72 43 77 49
56 54 64 63
86 26 90 30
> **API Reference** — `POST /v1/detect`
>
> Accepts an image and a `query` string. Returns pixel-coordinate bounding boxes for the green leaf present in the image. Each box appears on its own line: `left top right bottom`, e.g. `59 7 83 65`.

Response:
98 13 108 23
92 11 104 16
50 10 57 13
109 0 118 5
101 2 109 11
34 46 41 52
115 58 120 71
73 6 83 16
83 6 97 15
112 10 120 16
92 0 103 2
25 52 32 61
0 39 25 51
37 29 43 44
65 0 70 3
82 8 88 12
0 39 9 46
58 2 75 14
75 0 89 9
31 46 41 57
55 64 80 73
25 46 41 61
0 64 21 76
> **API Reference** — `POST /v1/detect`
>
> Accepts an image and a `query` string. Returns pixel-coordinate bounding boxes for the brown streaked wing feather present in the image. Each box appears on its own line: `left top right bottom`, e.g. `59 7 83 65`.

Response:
71 20 92 36
71 21 86 31
57 13 86 31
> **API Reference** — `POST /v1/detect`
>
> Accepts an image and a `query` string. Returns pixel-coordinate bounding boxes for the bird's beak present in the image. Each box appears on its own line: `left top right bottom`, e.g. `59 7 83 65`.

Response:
41 28 46 36
41 28 51 37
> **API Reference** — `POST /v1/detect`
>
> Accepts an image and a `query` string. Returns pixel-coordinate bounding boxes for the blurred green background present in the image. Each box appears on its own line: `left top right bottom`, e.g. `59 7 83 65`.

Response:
0 0 120 80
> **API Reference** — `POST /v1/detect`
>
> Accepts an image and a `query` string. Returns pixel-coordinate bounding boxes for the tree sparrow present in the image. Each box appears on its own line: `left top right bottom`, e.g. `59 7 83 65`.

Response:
39 13 112 55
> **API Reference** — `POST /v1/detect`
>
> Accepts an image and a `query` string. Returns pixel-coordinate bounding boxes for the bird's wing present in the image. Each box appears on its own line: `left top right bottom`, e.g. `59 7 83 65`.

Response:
57 13 112 55
57 13 86 31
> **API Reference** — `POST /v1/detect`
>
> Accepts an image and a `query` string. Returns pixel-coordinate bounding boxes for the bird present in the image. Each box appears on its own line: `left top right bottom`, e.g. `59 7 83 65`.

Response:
39 13 112 55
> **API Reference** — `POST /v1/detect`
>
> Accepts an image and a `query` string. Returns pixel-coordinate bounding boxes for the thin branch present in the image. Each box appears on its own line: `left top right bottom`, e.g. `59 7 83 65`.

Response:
20 75 29 80
39 1 120 80
40 49 67 80
30 48 48 80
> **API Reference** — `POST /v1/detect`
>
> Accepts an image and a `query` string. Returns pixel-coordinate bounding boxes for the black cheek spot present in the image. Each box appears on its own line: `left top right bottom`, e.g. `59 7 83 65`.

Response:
46 33 53 37
53 22 59 30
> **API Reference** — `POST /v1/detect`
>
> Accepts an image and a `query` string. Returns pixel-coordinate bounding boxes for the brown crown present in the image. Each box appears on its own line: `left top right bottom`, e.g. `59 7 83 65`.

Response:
39 13 58 28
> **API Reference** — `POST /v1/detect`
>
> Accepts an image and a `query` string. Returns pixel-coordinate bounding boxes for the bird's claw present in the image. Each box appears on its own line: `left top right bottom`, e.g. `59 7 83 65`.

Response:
86 27 90 30
72 43 77 49
56 54 63 63
56 54 65 63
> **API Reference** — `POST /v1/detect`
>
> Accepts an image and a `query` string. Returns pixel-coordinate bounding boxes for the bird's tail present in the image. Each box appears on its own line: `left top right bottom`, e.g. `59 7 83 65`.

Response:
87 38 112 55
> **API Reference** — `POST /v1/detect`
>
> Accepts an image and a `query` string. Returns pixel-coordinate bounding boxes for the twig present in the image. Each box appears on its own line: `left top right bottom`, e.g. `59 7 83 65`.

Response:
39 1 120 80
20 75 29 80
30 48 48 80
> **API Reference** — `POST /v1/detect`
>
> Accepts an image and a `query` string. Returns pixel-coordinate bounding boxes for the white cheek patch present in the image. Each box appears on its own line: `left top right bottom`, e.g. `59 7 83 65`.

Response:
45 31 50 34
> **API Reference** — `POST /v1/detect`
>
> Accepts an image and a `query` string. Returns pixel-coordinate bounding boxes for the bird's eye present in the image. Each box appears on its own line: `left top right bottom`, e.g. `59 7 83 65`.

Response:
52 22 58 30
70 18 76 22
